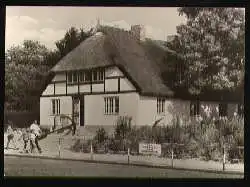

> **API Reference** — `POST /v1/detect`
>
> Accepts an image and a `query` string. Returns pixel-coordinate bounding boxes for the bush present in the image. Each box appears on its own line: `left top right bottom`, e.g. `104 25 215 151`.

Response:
94 128 108 144
71 139 91 153
114 116 132 140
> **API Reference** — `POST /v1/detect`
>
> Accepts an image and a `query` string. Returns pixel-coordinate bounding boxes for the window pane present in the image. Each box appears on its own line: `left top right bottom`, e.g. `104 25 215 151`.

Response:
104 98 107 114
52 100 55 114
68 72 72 83
93 70 98 81
110 98 113 113
115 97 119 114
73 72 78 82
85 71 91 82
161 99 165 113
79 72 84 82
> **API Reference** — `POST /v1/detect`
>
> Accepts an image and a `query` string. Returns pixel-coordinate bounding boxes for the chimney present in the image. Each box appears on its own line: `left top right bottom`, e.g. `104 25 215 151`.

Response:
130 25 145 41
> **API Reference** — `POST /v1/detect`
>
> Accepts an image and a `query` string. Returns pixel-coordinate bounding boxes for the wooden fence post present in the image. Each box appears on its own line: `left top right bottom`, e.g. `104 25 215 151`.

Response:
223 145 226 171
90 141 93 160
58 137 61 158
128 148 130 165
171 145 174 168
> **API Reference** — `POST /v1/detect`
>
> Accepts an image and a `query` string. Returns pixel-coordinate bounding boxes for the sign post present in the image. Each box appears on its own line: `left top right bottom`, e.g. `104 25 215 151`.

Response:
58 137 61 158
223 145 226 171
128 148 130 165
90 141 93 160
139 143 161 156
171 146 174 168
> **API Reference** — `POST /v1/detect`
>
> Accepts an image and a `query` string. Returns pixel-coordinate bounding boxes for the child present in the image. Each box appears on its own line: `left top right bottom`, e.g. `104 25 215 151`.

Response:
18 128 30 153
5 123 18 150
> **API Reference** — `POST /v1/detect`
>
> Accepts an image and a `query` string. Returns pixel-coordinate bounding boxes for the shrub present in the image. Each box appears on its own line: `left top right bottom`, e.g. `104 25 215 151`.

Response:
94 128 108 144
71 139 91 153
114 116 132 140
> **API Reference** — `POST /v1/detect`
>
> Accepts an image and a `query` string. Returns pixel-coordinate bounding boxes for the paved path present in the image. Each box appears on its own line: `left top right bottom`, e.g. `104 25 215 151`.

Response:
4 156 243 178
4 134 244 174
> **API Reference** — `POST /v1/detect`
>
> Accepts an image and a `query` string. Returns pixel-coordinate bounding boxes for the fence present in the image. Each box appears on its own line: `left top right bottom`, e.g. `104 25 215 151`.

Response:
47 136 244 172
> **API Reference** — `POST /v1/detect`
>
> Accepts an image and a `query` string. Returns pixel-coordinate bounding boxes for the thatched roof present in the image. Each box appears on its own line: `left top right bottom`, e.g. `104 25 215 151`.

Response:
51 26 174 97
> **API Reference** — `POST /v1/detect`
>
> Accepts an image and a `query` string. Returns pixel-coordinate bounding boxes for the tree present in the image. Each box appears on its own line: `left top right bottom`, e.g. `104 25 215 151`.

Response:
168 8 245 95
55 27 93 58
5 40 51 111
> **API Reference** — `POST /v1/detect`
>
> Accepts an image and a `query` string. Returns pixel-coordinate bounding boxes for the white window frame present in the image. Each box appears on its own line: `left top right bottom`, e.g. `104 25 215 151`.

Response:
52 99 60 115
67 71 78 84
104 96 119 115
157 98 165 114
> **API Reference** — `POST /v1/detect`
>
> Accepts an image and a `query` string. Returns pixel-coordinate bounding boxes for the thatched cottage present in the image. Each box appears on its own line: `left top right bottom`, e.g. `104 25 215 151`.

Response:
40 25 244 133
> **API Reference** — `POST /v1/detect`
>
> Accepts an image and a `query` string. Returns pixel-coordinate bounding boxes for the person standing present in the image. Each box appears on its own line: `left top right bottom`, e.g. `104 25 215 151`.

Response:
18 128 30 153
30 120 42 153
5 122 18 150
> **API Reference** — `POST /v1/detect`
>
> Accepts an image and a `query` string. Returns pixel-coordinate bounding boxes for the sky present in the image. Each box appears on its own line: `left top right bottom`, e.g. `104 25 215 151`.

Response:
5 6 186 51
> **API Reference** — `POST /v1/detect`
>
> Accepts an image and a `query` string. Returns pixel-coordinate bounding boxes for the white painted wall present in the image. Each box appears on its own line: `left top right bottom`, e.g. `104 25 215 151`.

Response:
40 96 72 128
52 73 66 82
55 83 66 95
92 83 104 92
120 78 136 91
137 96 190 126
80 84 91 93
42 84 54 96
105 79 118 92
105 66 124 77
84 93 139 127
67 85 78 94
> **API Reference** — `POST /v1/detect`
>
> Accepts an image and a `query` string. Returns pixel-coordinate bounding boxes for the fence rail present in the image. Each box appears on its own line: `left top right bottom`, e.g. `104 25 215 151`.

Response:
49 136 244 172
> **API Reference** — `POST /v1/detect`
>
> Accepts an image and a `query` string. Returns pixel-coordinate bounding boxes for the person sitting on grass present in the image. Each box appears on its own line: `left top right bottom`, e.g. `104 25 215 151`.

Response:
18 128 30 153
5 122 18 150
30 120 42 154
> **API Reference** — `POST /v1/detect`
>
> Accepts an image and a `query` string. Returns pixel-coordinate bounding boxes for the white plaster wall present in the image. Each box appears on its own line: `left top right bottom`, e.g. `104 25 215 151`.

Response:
84 93 139 127
42 84 54 96
67 85 78 94
52 73 66 82
40 96 72 128
79 84 91 93
55 83 66 95
137 96 190 126
105 79 118 92
105 66 124 77
120 78 136 91
92 83 104 92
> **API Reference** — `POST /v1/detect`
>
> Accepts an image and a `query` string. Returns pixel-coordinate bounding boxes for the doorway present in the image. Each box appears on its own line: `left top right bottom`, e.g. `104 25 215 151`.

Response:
72 96 84 127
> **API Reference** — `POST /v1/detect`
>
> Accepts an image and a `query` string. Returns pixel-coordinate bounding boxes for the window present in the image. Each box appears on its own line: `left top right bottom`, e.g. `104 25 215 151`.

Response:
190 101 200 116
85 71 92 82
104 97 119 115
68 72 73 83
92 69 104 82
92 70 98 81
73 72 78 83
79 71 85 82
237 104 244 117
219 103 228 117
67 71 78 84
157 98 165 114
52 99 60 115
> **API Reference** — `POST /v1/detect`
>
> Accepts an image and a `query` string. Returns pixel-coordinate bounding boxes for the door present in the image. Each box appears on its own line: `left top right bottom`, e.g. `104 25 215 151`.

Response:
72 97 80 126
80 96 84 126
